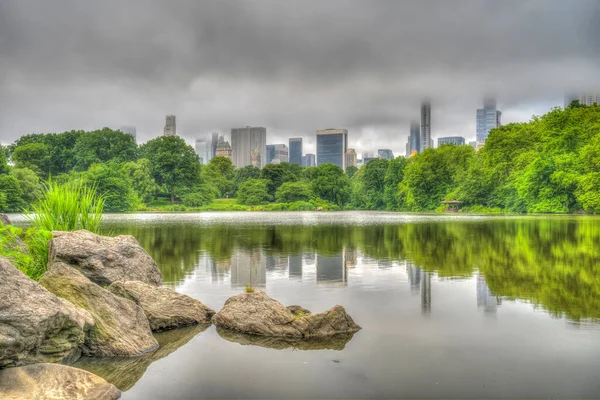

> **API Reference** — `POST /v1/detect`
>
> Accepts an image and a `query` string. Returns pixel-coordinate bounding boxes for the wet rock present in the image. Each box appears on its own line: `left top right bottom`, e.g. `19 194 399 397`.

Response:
216 327 356 351
49 230 162 287
70 324 209 391
108 281 215 331
39 263 159 357
0 363 121 400
212 291 361 338
287 305 311 316
0 257 94 369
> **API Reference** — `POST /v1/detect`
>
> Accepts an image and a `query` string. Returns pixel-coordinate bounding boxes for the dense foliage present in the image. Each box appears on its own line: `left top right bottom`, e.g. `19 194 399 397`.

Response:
1 103 599 213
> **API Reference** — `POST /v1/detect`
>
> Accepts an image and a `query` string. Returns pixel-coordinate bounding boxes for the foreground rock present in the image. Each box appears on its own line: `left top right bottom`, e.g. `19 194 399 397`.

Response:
217 327 356 351
212 291 361 337
40 263 159 357
0 363 120 400
49 230 162 287
71 324 209 391
108 281 215 331
0 257 94 369
0 214 11 226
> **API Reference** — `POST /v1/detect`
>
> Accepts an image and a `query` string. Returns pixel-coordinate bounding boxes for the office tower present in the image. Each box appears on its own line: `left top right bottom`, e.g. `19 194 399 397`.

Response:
420 101 431 150
216 140 232 160
266 144 289 164
345 148 357 168
163 115 176 136
579 92 600 106
289 138 303 165
119 126 137 142
211 132 219 158
302 153 316 167
406 122 421 157
438 136 466 146
195 139 210 164
476 98 502 143
378 149 394 160
266 145 275 164
230 126 267 168
316 129 348 170
362 151 376 165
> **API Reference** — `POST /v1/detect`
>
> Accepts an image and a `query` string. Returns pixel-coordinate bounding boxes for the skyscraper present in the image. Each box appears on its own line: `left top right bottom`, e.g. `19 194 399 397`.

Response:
378 149 394 160
289 138 303 165
438 136 465 146
420 101 431 151
230 126 267 168
406 122 420 157
579 92 600 106
119 126 137 142
195 139 210 164
266 144 289 164
345 148 357 168
316 129 348 170
216 140 232 160
476 98 502 143
211 132 219 158
302 154 316 167
163 115 176 136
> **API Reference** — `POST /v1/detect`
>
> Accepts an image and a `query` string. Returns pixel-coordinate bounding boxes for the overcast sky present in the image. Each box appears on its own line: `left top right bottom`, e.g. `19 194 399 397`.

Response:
1 0 599 156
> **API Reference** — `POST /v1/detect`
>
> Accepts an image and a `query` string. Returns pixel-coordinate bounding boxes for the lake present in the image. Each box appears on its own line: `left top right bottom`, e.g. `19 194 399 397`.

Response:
10 211 600 398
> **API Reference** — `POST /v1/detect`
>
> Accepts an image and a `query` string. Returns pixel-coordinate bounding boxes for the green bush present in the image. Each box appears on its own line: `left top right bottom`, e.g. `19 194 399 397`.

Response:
237 179 272 205
0 225 52 280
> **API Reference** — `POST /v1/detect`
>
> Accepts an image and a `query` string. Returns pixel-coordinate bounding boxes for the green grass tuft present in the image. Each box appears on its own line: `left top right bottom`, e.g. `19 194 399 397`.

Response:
245 284 255 293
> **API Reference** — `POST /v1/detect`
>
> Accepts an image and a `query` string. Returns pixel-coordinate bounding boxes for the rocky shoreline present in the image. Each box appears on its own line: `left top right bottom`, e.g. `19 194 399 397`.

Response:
0 214 361 399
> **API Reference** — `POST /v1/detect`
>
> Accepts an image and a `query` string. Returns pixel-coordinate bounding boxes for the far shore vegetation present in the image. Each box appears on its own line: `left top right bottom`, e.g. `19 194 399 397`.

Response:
1 102 599 215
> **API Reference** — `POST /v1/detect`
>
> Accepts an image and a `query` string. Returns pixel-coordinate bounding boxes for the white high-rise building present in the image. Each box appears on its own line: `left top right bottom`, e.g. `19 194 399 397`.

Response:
579 92 600 106
231 126 267 168
195 139 211 165
163 115 176 136
420 101 431 151
476 98 502 143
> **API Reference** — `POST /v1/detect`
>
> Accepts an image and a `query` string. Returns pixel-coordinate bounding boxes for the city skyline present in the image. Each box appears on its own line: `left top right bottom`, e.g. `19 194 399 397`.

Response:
1 2 598 156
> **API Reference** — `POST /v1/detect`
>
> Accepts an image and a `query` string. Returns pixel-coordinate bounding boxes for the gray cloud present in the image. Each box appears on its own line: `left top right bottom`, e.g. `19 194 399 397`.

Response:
1 0 599 156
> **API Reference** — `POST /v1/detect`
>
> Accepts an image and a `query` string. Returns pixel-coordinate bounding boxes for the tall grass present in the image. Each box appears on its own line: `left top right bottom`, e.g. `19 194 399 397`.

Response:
30 180 105 233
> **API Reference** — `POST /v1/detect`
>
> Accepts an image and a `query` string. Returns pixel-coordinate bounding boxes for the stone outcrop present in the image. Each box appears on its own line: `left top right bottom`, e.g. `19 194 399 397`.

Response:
0 363 121 400
49 230 162 287
39 263 159 357
108 281 215 331
216 327 356 351
212 291 361 338
0 257 94 369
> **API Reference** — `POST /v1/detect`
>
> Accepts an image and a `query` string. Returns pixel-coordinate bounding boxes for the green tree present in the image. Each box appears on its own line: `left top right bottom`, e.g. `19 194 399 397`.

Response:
260 163 299 197
83 163 138 211
11 143 51 177
237 179 272 205
0 174 23 212
202 157 235 197
0 149 9 175
345 166 358 179
275 181 314 203
311 164 350 206
73 128 138 171
383 157 408 210
121 159 157 204
181 185 219 207
141 136 201 203
12 168 42 204
233 166 261 195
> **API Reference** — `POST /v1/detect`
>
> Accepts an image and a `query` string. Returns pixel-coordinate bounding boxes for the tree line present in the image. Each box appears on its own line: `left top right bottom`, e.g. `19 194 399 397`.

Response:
1 102 599 213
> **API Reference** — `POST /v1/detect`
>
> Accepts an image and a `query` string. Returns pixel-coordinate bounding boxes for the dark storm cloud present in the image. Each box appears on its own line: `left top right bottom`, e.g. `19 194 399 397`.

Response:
1 0 599 155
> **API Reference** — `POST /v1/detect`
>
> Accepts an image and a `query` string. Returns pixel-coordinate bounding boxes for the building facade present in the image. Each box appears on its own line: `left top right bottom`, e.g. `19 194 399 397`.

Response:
345 148 357 168
476 98 502 143
420 101 431 150
406 122 421 157
266 144 289 164
216 140 232 160
378 149 394 160
438 136 465 146
231 126 267 168
289 138 303 165
163 115 176 136
195 139 211 164
211 132 219 158
579 92 600 106
316 129 348 170
302 154 316 167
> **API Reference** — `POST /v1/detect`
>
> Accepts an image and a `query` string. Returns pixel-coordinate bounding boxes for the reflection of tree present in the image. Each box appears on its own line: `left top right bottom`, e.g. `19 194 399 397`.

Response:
102 218 600 321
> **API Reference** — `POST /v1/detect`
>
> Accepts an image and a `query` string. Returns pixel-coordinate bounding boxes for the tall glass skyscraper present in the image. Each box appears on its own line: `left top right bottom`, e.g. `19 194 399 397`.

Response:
231 126 267 168
289 138 303 165
420 101 431 150
316 129 348 170
406 121 421 157
476 98 502 143
195 139 210 164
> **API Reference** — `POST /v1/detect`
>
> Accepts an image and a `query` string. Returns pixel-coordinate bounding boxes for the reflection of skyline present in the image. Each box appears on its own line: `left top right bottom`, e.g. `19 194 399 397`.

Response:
288 256 302 278
230 248 266 287
477 273 501 313
406 264 431 314
316 251 347 284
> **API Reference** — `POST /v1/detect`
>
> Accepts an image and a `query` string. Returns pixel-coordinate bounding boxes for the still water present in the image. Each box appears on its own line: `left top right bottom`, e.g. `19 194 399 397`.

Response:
18 212 600 398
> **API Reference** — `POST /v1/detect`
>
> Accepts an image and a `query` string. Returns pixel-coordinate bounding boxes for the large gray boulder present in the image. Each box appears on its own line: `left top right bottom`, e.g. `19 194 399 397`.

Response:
49 230 162 287
39 263 159 357
0 363 121 400
0 257 94 369
212 291 361 338
108 281 215 331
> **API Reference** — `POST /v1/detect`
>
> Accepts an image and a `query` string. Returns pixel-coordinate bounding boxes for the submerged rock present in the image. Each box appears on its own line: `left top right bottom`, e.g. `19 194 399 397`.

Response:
108 281 215 331
212 291 361 338
0 257 94 369
49 230 162 287
39 263 159 357
216 327 356 351
0 363 121 400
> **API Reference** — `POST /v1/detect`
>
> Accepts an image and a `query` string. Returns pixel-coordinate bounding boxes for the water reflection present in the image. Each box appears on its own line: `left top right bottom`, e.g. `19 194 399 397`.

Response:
101 216 600 322
216 328 356 351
